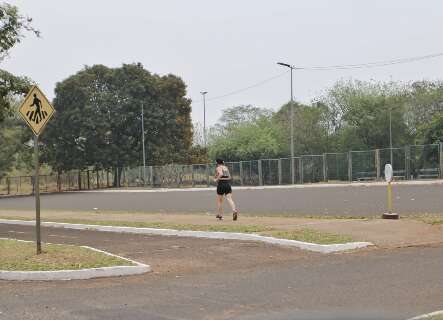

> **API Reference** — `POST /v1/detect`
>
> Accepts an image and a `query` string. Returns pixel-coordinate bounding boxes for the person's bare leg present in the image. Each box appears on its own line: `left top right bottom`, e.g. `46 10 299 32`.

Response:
226 193 236 211
216 195 224 219
226 193 238 220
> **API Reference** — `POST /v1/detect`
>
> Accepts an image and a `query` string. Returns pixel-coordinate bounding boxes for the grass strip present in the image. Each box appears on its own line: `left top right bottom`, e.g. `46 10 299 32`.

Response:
261 229 354 245
0 238 133 271
0 217 354 245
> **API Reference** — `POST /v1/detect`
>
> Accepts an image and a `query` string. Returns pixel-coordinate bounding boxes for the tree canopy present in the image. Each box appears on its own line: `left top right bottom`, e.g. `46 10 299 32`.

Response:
41 63 193 171
208 80 443 162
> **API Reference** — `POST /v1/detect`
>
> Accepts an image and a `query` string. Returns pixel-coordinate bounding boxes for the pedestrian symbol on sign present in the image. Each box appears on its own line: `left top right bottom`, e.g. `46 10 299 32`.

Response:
26 93 48 124
18 85 55 136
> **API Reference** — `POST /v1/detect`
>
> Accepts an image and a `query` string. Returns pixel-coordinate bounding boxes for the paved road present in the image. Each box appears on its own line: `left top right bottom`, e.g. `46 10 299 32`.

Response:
1 223 442 320
1 182 443 216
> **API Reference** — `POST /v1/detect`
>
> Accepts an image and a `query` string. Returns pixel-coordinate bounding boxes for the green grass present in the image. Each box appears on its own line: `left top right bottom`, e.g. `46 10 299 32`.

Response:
48 218 272 234
0 238 134 271
408 214 443 225
418 314 443 320
0 216 354 244
261 229 354 245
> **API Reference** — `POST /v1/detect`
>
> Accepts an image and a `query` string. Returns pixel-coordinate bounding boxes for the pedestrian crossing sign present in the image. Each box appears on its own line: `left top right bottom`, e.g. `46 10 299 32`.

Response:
18 85 55 136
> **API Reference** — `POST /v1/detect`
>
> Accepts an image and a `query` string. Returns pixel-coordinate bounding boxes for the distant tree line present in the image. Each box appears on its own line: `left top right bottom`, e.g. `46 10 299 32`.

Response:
208 80 443 161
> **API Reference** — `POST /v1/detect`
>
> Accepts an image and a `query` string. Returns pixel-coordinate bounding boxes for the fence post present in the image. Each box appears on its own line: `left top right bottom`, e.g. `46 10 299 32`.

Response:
405 146 410 180
206 164 210 187
322 154 327 182
239 161 244 186
150 166 154 187
258 160 263 186
191 165 195 187
6 177 10 195
299 158 303 184
291 158 295 184
440 141 443 178
375 149 380 181
87 170 90 190
348 151 353 182
56 173 59 192
278 159 282 185
96 170 100 189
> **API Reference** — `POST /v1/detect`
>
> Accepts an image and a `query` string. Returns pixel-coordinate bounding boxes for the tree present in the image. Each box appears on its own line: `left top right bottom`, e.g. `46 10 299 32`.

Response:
0 69 32 122
41 63 193 174
404 81 443 137
274 102 330 155
0 3 38 121
0 114 32 176
208 105 282 161
417 112 443 144
0 3 39 61
317 80 413 150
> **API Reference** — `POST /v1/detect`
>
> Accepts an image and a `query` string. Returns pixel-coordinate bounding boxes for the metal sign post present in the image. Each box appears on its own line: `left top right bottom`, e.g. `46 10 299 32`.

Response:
382 164 399 220
34 135 41 254
18 86 55 254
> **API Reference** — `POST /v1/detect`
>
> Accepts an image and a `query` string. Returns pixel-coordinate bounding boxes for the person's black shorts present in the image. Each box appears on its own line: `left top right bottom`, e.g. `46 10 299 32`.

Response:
217 181 232 195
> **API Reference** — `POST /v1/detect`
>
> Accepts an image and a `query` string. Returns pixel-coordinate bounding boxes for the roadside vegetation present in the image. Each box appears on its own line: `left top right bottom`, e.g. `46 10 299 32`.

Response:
0 217 354 245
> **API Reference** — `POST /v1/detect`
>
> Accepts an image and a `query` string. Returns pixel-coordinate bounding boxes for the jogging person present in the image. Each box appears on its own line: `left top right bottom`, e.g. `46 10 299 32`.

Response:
214 158 238 221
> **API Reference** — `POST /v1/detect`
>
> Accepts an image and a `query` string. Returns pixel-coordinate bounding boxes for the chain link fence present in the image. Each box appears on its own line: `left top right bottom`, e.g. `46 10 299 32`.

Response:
1 143 442 196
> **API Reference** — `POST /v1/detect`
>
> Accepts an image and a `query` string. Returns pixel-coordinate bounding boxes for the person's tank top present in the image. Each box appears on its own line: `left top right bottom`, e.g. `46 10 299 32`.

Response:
220 166 231 179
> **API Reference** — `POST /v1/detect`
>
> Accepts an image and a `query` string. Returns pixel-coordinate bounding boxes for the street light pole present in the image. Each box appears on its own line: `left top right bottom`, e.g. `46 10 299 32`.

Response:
141 103 146 185
277 62 296 184
201 91 208 148
389 107 393 166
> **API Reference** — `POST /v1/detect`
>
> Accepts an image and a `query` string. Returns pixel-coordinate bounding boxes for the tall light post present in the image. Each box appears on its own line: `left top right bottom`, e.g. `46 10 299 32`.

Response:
277 62 296 184
201 91 208 148
141 103 146 185
389 107 393 166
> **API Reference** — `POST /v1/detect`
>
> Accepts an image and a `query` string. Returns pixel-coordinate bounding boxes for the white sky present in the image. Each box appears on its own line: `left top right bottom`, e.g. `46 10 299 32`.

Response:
2 0 443 126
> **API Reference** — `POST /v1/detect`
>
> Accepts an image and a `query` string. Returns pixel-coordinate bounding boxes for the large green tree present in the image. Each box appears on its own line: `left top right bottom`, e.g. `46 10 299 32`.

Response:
41 63 192 172
318 80 413 150
417 112 443 144
208 105 282 161
274 102 330 155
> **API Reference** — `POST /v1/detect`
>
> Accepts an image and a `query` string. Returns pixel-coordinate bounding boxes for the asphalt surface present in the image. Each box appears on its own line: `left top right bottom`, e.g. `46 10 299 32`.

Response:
1 183 443 216
1 223 442 320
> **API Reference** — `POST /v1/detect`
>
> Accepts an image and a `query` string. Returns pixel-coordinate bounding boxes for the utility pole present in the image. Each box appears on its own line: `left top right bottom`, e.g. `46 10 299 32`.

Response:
141 103 146 185
389 107 393 166
277 62 296 184
201 91 208 148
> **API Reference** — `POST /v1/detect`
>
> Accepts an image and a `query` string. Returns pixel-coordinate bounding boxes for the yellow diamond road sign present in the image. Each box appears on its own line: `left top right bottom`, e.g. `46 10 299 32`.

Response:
18 85 55 136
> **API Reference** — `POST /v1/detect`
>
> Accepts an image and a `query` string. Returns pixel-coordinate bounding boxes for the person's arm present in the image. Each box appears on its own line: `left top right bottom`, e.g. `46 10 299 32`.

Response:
214 168 220 182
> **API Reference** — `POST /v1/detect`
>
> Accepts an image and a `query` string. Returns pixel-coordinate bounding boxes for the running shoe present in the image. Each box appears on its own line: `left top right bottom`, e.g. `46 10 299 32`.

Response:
216 214 223 221
233 210 238 221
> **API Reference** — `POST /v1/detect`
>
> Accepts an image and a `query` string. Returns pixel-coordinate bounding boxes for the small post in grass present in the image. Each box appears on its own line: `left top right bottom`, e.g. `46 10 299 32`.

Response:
382 163 399 220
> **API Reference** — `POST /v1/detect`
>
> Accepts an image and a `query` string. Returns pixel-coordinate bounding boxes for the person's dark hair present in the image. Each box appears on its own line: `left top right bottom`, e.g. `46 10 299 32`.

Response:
216 158 224 165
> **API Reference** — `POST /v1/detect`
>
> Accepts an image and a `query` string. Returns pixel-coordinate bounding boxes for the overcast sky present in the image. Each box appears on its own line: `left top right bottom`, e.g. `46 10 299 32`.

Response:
2 0 443 126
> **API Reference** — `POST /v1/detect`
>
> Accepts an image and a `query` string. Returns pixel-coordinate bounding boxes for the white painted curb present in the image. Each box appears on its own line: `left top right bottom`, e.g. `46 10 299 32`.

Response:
77 179 443 194
0 238 151 281
408 310 443 320
0 219 373 254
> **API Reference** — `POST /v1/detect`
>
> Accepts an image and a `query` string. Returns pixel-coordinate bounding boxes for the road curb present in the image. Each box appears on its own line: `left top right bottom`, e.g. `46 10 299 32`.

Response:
0 219 373 254
408 310 443 320
76 179 443 194
0 238 151 281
